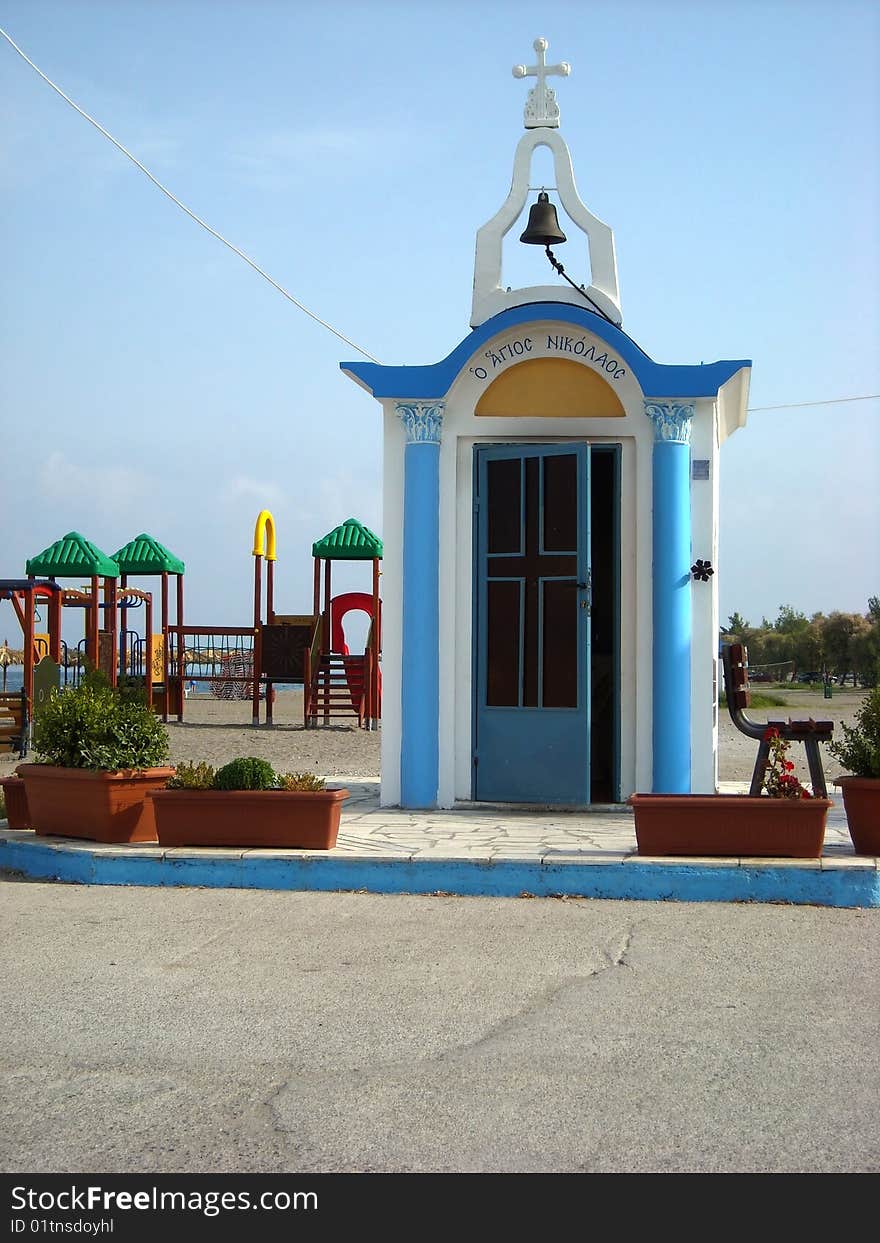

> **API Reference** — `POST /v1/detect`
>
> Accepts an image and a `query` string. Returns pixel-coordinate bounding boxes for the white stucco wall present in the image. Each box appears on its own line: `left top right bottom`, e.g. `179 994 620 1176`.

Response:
689 397 721 793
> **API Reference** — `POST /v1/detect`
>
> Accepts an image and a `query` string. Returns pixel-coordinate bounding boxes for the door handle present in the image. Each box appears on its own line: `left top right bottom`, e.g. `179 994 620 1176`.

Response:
577 573 592 614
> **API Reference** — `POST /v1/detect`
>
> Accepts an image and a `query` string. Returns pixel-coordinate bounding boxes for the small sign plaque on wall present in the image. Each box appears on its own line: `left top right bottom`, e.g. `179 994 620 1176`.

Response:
692 460 710 480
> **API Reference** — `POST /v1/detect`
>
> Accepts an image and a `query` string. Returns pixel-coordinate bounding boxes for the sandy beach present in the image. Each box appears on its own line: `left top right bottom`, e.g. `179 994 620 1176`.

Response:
2 686 866 791
161 691 381 779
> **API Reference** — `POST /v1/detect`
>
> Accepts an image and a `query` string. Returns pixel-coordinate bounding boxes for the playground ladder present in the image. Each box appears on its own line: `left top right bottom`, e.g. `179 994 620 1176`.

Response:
308 653 366 727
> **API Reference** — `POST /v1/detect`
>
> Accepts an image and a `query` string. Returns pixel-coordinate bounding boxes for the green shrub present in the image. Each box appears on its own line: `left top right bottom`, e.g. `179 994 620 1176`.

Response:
278 772 326 791
166 761 325 792
167 761 216 789
114 674 153 706
829 687 880 779
212 757 277 791
33 668 169 771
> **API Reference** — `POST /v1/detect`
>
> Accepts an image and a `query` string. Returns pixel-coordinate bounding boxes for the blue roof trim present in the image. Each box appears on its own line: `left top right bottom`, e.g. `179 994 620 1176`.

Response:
341 303 750 399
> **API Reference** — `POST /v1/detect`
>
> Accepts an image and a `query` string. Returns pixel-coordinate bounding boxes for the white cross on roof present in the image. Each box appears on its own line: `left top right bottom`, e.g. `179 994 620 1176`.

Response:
512 37 571 129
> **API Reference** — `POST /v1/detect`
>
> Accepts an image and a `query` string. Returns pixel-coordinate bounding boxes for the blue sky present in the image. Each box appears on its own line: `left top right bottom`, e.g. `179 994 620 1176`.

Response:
1 0 878 648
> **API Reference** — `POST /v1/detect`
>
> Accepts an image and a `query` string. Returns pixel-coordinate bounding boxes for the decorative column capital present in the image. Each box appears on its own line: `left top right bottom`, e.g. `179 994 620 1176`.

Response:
645 401 695 444
396 402 445 444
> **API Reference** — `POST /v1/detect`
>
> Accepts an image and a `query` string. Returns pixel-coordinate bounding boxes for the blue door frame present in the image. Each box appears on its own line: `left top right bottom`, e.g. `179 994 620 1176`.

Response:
473 443 591 804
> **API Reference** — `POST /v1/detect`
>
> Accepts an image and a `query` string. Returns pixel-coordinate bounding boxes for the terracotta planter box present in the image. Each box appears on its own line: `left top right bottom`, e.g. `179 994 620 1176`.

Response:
0 775 31 829
832 777 880 856
628 793 831 858
17 764 176 843
149 787 350 849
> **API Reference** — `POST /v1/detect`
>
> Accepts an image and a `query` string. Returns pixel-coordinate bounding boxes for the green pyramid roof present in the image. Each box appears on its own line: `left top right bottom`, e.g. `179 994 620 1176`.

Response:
112 533 185 575
26 532 119 578
312 518 383 561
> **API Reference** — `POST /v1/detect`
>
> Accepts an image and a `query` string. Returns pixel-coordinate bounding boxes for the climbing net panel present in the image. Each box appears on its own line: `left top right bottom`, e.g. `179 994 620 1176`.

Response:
211 651 255 701
170 628 256 700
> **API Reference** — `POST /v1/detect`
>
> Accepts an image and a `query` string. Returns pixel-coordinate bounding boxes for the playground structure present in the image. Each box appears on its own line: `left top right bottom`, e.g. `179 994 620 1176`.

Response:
170 512 381 729
156 512 382 728
6 515 381 739
113 532 185 719
305 517 382 730
25 532 120 688
0 578 63 754
167 509 295 725
21 531 183 720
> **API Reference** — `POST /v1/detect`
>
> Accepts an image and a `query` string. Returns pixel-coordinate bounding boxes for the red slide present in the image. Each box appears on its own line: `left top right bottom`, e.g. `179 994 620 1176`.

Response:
330 593 382 713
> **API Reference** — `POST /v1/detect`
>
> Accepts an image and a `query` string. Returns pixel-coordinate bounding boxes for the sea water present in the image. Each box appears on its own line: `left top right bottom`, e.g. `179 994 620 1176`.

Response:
0 668 301 694
1 668 23 692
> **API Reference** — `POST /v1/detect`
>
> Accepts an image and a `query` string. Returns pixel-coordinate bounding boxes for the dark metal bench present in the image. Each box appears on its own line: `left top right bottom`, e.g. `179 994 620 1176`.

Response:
720 643 833 797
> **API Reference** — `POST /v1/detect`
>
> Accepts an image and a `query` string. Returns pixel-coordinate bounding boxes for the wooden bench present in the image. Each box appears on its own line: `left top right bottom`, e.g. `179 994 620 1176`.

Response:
0 689 28 759
720 643 833 797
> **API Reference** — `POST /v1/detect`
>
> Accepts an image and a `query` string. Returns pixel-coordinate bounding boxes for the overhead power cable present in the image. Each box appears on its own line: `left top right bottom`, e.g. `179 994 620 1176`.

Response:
0 25 381 363
2 29 878 395
748 395 878 412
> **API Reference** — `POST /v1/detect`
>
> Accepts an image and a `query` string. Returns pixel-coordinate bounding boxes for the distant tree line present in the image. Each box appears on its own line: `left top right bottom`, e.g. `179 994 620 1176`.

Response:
721 597 880 685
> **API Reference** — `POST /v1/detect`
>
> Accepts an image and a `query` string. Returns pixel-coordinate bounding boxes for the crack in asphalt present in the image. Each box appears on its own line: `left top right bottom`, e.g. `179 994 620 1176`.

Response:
428 923 638 1063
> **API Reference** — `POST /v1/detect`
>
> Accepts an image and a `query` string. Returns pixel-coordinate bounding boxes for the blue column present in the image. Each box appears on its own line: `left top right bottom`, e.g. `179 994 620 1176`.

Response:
646 401 694 793
396 402 444 808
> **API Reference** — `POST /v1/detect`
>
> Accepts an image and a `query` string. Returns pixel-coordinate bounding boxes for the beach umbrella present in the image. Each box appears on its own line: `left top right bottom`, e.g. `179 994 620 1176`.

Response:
0 639 12 692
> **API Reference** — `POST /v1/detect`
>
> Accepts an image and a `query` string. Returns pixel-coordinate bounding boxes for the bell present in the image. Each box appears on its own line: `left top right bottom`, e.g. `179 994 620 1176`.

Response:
519 191 567 246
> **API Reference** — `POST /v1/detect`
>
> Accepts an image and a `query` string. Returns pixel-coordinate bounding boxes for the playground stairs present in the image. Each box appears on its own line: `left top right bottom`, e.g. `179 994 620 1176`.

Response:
308 653 366 726
0 689 27 757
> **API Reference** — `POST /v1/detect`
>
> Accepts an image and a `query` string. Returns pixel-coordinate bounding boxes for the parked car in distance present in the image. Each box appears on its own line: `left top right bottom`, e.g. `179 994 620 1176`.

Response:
797 672 822 684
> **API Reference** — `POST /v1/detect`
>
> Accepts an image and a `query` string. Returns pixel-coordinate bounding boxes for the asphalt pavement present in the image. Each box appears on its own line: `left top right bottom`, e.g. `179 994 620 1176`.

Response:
1 878 878 1173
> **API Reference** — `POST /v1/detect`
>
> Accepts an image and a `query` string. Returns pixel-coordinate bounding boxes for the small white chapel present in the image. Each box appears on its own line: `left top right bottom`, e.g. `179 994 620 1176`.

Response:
342 38 752 810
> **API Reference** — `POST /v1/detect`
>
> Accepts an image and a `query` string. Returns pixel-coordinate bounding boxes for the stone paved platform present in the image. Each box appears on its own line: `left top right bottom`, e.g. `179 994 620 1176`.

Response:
2 780 877 908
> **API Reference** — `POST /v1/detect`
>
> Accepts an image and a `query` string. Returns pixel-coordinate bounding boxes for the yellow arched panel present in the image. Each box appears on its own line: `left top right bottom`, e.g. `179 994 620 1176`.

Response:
475 358 625 418
252 510 277 561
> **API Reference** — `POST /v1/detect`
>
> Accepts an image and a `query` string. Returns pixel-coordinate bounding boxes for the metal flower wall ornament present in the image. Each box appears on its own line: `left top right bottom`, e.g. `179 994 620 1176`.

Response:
690 559 714 582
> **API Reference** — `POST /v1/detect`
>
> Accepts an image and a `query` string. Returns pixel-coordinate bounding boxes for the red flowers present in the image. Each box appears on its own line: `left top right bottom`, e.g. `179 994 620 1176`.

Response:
761 728 813 799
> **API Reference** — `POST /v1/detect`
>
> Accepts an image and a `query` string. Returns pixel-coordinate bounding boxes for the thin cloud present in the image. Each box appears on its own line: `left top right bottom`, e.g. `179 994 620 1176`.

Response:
39 452 152 511
0 96 185 192
225 476 286 504
226 124 402 188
